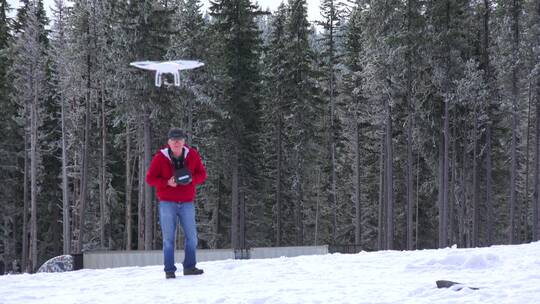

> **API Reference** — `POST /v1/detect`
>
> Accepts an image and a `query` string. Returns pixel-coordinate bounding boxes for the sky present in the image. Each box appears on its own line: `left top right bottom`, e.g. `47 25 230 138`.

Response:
6 0 323 23
2 241 540 303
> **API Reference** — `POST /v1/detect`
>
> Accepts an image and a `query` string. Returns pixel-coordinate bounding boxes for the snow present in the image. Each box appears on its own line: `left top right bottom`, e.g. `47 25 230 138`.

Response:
2 242 540 304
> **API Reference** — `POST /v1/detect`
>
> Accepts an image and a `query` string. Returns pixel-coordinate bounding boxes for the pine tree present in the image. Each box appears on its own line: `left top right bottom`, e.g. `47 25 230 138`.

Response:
64 0 123 252
402 0 425 250
261 2 290 246
135 0 174 250
209 0 266 249
340 1 383 249
424 0 474 248
361 0 407 250
102 0 139 250
0 0 9 98
480 0 496 246
166 0 210 136
165 0 220 249
0 0 19 268
530 0 540 242
10 1 49 271
341 0 367 247
49 0 71 255
283 0 324 245
318 0 346 243
493 0 525 245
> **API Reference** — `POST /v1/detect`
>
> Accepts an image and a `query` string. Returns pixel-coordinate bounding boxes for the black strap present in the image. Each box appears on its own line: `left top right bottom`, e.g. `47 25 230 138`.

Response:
168 148 185 169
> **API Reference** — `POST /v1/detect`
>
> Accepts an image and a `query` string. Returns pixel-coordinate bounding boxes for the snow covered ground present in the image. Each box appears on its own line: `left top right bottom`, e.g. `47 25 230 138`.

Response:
2 242 540 304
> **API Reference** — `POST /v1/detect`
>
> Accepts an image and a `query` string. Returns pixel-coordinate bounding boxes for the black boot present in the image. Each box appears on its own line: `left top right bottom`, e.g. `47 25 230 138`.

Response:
183 267 203 275
165 272 176 279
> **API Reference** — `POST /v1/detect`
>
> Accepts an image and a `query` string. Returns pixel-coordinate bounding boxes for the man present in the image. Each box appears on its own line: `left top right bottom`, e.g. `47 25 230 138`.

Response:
146 127 207 279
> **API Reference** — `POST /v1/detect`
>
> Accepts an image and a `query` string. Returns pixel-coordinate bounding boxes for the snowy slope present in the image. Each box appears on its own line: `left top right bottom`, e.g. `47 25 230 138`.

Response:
2 242 540 304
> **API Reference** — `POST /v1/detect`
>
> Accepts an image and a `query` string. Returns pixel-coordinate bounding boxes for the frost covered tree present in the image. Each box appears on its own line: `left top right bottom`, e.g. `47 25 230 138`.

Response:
65 0 100 253
360 0 405 250
10 1 49 271
423 0 474 248
0 0 19 269
283 0 323 245
493 0 525 245
479 0 496 246
318 0 345 242
166 0 209 137
164 0 222 249
401 0 425 250
209 0 266 249
261 3 291 246
49 0 71 255
530 0 540 242
341 0 367 247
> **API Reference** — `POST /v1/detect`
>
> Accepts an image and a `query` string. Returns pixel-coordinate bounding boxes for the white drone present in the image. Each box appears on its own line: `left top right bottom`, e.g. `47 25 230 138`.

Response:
130 60 204 87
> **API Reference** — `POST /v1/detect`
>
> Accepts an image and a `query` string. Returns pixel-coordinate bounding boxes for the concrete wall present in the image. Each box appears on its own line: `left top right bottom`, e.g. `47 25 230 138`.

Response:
250 246 328 259
84 249 235 269
83 246 328 269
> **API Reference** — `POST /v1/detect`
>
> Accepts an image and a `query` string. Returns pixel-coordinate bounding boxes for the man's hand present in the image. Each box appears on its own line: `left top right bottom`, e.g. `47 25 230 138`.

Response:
167 176 177 187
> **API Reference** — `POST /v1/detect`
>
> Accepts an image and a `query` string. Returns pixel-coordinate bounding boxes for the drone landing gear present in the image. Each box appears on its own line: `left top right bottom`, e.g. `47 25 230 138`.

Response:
155 72 181 87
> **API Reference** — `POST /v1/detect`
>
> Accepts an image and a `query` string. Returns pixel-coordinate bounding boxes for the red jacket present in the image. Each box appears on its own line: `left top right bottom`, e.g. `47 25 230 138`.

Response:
146 145 207 203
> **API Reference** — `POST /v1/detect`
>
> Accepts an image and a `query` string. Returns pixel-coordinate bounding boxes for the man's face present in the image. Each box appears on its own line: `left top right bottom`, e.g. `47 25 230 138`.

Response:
168 138 185 151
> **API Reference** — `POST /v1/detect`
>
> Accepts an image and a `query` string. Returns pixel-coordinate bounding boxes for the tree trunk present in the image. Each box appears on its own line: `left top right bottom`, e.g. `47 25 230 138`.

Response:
77 32 92 253
239 193 246 249
29 92 38 271
100 89 107 248
354 121 362 246
378 132 386 250
295 150 304 246
187 96 193 142
532 0 540 242
534 0 540 240
153 196 158 250
533 58 540 241
331 137 337 243
486 121 494 244
458 145 467 247
60 92 70 255
214 168 222 248
22 129 29 271
143 106 153 250
442 99 450 248
72 168 79 253
508 0 521 245
385 98 394 250
438 130 444 248
125 122 133 250
449 108 457 245
137 123 145 250
472 108 479 247
405 0 417 253
315 169 321 246
483 0 494 246
77 91 90 253
330 57 337 246
406 91 414 250
323 0 338 245
3 215 10 269
276 116 282 246
231 148 239 249
523 82 532 242
416 151 420 248
509 74 518 244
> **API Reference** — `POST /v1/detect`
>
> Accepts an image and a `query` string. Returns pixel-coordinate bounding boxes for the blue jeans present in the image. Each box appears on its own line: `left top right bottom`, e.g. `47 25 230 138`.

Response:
159 201 198 273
